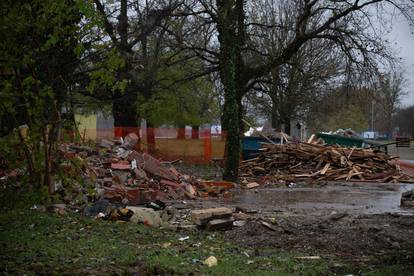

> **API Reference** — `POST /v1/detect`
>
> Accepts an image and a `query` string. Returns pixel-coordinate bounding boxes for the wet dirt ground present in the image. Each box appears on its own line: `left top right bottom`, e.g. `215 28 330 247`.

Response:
193 182 414 215
173 181 414 262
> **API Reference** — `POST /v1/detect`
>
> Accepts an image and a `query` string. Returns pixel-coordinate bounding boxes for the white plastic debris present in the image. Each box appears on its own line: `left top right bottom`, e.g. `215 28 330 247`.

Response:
131 159 137 170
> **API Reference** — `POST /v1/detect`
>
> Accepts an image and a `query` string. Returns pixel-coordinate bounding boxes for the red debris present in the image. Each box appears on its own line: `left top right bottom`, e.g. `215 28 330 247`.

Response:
160 179 184 190
111 162 131 170
127 151 178 181
204 181 236 190
58 134 235 208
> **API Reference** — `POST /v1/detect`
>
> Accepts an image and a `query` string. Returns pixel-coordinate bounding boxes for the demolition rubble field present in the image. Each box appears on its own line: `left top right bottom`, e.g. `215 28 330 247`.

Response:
1 137 414 274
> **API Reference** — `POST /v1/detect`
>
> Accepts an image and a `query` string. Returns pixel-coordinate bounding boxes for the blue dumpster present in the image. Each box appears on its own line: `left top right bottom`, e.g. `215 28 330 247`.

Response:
242 136 280 160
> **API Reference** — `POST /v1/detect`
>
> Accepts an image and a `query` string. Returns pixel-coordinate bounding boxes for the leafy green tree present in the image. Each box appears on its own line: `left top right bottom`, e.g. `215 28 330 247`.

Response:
81 0 181 148
0 0 82 192
139 54 219 139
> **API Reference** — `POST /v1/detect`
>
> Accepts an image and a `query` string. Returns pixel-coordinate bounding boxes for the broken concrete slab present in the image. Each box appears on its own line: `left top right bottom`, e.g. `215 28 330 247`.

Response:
128 207 162 227
203 256 218 267
245 182 260 189
206 218 234 231
190 207 232 225
233 212 251 221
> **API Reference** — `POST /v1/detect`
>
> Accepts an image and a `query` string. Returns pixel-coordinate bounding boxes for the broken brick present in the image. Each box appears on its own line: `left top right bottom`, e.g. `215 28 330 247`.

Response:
245 182 260 189
111 162 131 170
191 207 233 225
160 179 183 190
127 151 178 181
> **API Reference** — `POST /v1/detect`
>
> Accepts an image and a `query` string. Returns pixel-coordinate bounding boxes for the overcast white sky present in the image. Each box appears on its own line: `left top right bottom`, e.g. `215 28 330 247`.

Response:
387 17 414 106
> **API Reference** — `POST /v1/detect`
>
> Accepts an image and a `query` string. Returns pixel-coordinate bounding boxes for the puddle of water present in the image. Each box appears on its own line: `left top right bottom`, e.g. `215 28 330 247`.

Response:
218 183 414 215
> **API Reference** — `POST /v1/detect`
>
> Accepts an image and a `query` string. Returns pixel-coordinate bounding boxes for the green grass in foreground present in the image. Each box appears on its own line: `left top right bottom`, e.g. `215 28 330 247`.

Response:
0 209 330 275
0 187 412 275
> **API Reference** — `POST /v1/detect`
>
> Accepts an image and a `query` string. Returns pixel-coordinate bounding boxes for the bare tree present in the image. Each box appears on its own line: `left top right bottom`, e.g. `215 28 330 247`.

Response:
375 70 407 136
196 0 414 180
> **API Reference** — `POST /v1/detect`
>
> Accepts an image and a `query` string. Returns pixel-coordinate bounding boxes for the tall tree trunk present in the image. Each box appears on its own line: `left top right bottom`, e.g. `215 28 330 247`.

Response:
191 125 199 139
235 0 246 137
177 124 186 139
113 92 139 137
271 105 281 130
43 126 53 194
146 121 156 153
237 94 245 135
217 0 241 181
283 118 291 135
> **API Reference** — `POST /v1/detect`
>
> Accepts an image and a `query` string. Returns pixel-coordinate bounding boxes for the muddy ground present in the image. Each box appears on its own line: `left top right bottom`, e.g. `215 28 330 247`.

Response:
169 180 414 264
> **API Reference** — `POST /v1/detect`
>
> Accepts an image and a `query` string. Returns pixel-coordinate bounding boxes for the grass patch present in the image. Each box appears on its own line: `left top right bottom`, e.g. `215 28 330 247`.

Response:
0 190 412 275
0 208 333 275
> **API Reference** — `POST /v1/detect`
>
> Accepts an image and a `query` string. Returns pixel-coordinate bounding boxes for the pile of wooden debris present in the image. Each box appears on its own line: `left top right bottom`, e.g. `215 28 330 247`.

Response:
240 142 414 183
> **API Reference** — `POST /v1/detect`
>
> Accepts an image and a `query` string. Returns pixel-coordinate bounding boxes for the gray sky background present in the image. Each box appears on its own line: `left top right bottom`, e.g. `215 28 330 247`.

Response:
387 18 414 106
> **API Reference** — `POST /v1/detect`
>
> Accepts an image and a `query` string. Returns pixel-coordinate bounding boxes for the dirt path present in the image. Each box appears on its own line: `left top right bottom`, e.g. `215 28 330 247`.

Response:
171 181 414 262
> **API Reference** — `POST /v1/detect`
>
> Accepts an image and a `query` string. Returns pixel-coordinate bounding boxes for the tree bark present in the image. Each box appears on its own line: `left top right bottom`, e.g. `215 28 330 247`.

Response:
217 0 241 181
271 103 281 130
283 118 291 135
191 125 199 139
113 93 139 137
146 121 156 153
177 124 186 139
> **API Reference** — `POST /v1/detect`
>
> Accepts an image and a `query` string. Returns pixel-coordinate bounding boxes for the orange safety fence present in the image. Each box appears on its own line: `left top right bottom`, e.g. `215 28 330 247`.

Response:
66 126 226 164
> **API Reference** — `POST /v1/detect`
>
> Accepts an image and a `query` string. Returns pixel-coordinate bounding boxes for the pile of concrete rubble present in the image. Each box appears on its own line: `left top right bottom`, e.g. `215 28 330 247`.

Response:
53 134 234 217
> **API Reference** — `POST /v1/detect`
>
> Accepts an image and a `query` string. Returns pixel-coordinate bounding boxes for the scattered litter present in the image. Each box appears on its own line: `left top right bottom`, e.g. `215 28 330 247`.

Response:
233 220 246 227
178 236 190 241
96 212 106 218
295 256 321 260
162 242 171 248
203 256 218 267
193 242 202 247
261 221 277 231
131 159 137 170
107 207 134 221
146 200 166 211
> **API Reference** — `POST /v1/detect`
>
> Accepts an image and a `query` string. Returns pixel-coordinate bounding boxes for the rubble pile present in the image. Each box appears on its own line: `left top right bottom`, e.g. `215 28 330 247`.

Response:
57 134 225 209
240 142 414 183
